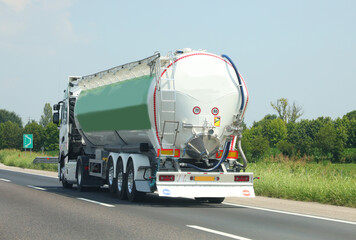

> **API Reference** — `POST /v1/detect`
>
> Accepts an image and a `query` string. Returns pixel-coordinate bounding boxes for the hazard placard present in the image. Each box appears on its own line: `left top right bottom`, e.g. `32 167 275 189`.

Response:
214 116 221 127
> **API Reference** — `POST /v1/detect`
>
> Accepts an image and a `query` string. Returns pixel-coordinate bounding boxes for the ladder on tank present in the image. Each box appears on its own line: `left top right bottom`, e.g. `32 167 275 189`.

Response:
156 54 179 157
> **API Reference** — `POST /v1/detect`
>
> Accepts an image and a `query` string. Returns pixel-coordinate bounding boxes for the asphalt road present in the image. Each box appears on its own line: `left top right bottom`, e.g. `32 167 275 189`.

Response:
1 169 355 240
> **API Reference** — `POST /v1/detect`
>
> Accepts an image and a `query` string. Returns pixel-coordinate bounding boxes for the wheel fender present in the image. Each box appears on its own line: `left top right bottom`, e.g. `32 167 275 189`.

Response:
128 154 151 180
118 153 130 174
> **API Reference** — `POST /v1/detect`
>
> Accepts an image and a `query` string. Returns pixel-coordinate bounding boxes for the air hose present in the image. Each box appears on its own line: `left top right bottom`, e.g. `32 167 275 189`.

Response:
179 141 231 172
149 159 160 188
221 54 245 112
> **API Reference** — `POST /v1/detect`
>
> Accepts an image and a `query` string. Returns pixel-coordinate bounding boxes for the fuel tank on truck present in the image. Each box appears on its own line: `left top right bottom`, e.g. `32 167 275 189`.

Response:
73 49 248 159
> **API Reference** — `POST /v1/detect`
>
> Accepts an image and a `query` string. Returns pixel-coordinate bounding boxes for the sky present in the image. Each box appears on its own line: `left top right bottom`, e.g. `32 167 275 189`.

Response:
0 0 355 127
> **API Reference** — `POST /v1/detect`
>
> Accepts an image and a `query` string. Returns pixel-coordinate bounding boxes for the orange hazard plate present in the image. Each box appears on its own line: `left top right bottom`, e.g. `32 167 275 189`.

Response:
194 176 215 181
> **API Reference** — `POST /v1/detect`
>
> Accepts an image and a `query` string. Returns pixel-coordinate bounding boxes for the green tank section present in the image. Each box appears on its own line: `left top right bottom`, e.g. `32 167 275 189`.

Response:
75 75 154 133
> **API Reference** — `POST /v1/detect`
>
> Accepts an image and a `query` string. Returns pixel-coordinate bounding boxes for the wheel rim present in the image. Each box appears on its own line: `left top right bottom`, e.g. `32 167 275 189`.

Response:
117 169 123 192
78 167 82 185
127 169 134 194
108 163 114 186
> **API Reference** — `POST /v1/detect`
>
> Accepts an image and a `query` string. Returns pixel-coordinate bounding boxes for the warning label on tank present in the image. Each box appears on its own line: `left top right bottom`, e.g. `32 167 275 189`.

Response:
214 116 221 127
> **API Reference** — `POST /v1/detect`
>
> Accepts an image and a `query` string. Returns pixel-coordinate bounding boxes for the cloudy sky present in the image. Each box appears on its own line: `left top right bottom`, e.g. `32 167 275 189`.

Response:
0 0 355 126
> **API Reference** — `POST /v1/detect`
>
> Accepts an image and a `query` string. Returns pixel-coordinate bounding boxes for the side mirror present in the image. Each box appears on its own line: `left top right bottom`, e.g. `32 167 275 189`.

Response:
53 112 60 125
53 104 60 111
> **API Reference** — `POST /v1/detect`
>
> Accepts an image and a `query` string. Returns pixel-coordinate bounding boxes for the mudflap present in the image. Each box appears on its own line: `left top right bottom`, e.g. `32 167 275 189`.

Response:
78 157 105 187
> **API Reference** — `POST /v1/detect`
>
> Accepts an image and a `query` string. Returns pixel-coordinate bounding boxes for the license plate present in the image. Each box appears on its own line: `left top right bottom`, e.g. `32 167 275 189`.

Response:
194 176 215 181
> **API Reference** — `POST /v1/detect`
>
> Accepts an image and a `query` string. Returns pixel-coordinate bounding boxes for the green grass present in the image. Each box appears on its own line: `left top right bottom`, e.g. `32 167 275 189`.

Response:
0 149 58 172
247 157 356 207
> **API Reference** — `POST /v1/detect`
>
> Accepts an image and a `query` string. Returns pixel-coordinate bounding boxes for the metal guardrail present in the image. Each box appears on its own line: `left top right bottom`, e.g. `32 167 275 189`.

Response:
33 157 58 164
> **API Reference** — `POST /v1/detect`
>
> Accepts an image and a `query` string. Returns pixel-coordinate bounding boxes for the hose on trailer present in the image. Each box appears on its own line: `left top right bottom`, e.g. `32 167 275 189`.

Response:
221 54 245 112
149 159 160 188
180 140 231 172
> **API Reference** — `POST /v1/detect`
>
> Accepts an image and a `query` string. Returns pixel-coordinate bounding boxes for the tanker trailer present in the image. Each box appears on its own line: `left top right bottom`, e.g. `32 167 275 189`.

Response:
53 48 255 202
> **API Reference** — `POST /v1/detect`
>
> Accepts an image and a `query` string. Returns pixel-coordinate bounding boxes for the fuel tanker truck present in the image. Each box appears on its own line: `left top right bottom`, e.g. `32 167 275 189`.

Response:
53 48 255 203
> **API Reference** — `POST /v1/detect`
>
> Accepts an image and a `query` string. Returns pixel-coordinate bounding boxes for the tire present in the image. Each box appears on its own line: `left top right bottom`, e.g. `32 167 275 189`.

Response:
107 158 116 195
116 159 127 200
59 155 72 189
77 158 85 192
62 176 73 188
207 197 225 203
126 160 145 202
195 197 225 204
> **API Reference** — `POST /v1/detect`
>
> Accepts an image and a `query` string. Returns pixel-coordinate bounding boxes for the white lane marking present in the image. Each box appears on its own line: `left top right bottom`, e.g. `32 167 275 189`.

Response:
77 198 115 208
223 202 356 226
27 185 47 191
187 225 252 240
0 178 11 182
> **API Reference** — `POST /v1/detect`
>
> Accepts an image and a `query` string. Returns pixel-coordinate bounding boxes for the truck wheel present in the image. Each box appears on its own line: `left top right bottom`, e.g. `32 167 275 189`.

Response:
195 197 225 204
60 156 72 189
207 197 225 203
116 159 126 200
107 158 116 195
126 160 145 202
62 177 72 188
77 158 85 192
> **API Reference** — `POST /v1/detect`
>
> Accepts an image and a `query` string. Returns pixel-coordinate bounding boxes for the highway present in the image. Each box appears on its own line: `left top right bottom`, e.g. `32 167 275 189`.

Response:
1 169 355 240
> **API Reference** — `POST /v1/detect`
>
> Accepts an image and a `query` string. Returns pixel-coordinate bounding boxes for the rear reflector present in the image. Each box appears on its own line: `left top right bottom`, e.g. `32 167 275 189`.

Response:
157 149 180 157
194 176 215 181
159 175 175 181
216 150 239 159
234 176 250 182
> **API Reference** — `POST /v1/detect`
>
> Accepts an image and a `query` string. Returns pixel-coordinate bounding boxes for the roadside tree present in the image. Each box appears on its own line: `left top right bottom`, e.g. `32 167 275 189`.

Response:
0 109 23 128
44 122 59 151
271 98 303 123
39 103 53 128
262 118 287 147
0 121 22 149
344 110 356 121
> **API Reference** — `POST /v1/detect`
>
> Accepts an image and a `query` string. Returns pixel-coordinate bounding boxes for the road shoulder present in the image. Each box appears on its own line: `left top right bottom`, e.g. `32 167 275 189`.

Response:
0 163 57 178
225 196 356 222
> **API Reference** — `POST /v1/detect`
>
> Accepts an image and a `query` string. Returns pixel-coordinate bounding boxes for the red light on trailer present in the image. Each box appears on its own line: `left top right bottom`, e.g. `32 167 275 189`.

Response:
190 176 194 181
159 175 175 181
216 177 220 181
234 176 250 182
84 166 89 171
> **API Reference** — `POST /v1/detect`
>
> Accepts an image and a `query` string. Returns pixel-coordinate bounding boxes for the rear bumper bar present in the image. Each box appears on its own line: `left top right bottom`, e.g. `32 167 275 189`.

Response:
156 172 255 198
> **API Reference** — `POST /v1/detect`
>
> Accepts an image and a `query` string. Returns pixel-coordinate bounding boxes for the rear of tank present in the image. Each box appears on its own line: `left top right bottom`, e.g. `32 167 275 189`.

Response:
148 50 248 160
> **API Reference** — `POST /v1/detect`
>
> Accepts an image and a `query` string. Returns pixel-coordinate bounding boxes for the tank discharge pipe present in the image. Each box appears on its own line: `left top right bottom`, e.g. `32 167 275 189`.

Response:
237 139 247 170
180 140 231 172
221 54 245 112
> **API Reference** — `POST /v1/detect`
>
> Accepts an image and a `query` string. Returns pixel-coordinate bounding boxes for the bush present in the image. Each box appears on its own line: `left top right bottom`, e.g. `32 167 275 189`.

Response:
243 136 270 162
277 140 295 156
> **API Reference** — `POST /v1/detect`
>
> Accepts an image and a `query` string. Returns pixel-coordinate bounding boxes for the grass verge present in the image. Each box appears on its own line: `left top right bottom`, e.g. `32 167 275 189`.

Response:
248 157 356 208
0 149 57 172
